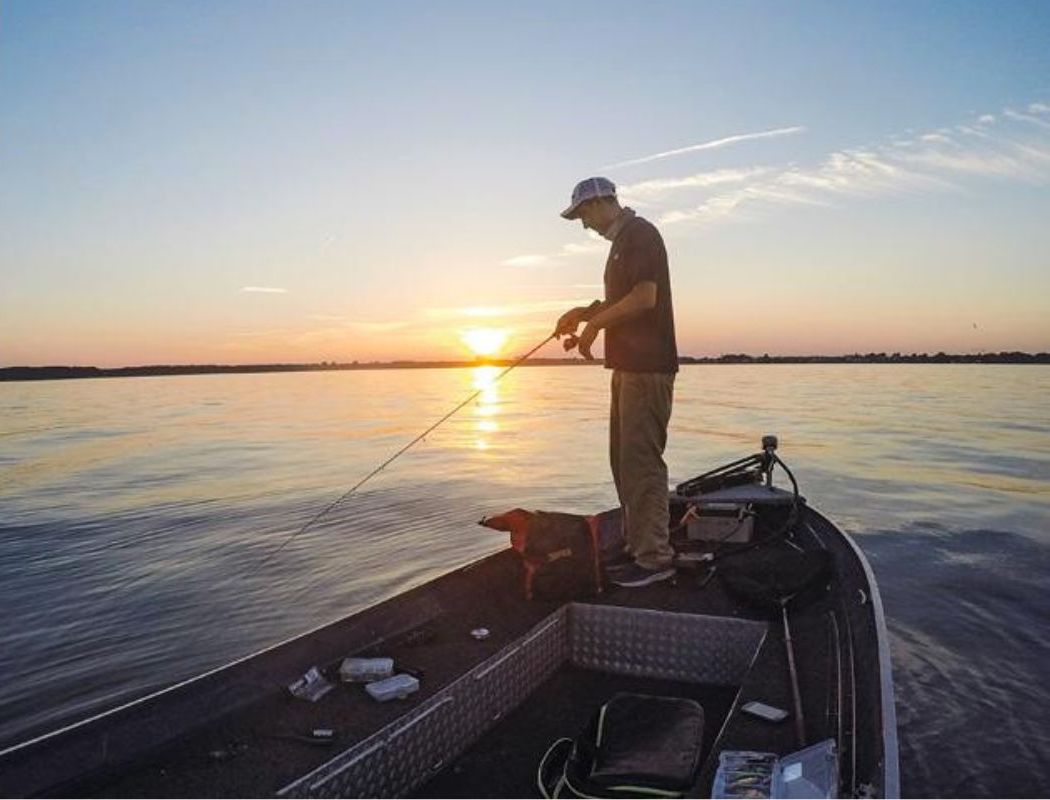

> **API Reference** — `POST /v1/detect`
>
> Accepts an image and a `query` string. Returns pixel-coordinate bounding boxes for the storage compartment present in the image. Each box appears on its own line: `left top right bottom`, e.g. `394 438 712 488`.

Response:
415 667 737 798
686 504 755 544
278 604 766 799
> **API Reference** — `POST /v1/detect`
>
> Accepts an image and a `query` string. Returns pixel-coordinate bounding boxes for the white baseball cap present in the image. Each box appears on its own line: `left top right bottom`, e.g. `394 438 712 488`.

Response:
560 176 616 219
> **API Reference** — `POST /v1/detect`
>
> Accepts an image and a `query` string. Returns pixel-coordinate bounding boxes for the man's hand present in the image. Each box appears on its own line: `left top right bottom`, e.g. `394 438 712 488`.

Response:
576 322 598 360
553 307 586 337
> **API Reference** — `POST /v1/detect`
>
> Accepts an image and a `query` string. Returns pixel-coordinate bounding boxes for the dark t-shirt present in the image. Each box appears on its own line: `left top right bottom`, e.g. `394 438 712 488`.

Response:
603 215 678 373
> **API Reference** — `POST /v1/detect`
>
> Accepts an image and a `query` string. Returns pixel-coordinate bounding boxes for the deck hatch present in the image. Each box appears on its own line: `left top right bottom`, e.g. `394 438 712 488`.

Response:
570 603 767 685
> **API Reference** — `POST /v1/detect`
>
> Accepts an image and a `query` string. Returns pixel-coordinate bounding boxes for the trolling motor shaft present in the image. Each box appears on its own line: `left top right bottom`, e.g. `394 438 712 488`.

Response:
761 434 778 487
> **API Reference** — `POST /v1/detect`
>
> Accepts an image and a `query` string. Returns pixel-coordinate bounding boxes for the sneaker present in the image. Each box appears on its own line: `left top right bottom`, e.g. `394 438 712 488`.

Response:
602 551 634 576
610 563 676 588
604 562 634 579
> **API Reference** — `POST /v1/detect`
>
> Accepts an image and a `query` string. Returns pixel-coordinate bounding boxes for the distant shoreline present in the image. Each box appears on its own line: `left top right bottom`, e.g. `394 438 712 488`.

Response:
2 351 1048 382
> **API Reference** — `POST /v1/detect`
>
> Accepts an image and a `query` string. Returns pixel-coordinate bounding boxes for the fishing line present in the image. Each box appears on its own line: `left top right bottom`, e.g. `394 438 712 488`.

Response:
0 333 559 751
249 333 558 574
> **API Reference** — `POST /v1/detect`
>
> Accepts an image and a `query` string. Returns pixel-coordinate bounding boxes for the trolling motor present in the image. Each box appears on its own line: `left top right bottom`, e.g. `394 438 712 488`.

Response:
675 435 769 496
675 434 798 499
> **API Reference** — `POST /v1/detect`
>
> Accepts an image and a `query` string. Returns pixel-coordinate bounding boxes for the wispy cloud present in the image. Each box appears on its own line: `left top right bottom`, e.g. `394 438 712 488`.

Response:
240 286 287 294
424 299 593 320
779 149 940 195
619 167 772 204
501 254 550 267
308 313 349 322
658 183 827 227
505 102 1050 263
895 148 1034 181
1004 108 1050 130
228 318 414 355
232 328 293 338
653 147 943 227
652 102 1050 230
559 239 605 257
602 126 806 170
306 315 412 332
955 124 993 140
347 320 410 333
500 234 605 272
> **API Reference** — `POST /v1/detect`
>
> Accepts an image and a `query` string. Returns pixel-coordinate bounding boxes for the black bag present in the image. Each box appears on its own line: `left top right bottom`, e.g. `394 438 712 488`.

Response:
480 509 602 601
538 693 705 798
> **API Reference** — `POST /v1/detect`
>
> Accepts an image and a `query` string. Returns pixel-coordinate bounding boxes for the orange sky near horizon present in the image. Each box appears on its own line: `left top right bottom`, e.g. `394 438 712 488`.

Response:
6 298 1047 369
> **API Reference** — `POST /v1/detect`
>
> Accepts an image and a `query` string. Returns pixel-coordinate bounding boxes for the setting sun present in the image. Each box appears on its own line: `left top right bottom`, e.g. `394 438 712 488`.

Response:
460 327 509 358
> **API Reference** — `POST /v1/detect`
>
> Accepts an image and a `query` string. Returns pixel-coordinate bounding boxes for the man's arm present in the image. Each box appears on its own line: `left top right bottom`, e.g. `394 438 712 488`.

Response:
554 284 654 339
574 281 657 359
588 282 656 329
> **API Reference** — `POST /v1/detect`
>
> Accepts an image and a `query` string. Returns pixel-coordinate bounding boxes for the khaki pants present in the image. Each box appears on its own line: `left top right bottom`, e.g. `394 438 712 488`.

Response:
609 370 676 570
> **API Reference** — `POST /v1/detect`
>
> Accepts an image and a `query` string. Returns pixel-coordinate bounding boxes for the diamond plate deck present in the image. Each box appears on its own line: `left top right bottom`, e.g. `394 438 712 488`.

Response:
569 603 767 685
279 605 765 798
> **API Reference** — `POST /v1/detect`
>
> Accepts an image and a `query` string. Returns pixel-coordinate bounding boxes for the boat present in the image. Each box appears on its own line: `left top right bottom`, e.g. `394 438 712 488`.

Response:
0 436 899 798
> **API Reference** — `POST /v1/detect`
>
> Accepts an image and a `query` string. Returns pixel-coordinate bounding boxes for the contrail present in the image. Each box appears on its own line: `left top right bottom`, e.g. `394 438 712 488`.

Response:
603 126 806 170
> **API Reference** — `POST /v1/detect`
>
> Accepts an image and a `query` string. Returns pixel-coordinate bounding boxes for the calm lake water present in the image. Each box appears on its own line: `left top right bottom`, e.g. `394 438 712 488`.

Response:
2 364 1048 796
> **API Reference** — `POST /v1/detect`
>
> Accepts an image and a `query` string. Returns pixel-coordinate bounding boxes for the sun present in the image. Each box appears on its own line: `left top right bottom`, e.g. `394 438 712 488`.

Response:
460 327 509 358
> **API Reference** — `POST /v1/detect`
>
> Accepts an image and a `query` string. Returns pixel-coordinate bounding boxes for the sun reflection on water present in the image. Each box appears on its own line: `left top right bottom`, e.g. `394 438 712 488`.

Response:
471 366 501 450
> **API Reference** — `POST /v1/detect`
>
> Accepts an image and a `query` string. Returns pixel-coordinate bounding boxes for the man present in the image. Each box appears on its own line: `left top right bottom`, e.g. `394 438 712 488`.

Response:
554 177 679 588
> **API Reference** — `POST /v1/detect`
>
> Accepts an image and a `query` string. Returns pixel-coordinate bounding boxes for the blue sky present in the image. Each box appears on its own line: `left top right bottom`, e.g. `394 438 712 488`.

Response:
2 1 1049 365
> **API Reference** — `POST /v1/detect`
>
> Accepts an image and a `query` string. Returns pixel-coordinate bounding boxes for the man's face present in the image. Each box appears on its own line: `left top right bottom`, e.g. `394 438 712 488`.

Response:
577 199 603 233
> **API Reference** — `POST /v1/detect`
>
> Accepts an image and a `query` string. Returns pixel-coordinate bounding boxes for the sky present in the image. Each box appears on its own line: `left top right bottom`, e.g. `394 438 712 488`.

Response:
2 1 1049 367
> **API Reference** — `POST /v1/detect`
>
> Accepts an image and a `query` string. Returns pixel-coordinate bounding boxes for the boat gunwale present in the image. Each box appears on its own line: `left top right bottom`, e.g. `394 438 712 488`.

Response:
813 508 901 799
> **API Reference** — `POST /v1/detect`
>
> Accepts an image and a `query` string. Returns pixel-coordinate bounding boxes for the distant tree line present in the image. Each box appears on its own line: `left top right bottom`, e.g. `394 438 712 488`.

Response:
679 351 1050 365
2 351 1048 382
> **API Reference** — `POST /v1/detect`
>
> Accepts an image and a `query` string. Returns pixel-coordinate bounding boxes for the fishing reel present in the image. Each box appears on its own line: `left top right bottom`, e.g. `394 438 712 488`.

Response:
556 300 602 357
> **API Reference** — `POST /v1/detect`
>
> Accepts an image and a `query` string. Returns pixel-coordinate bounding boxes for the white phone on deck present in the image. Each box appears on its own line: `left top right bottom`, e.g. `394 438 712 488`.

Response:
741 700 789 722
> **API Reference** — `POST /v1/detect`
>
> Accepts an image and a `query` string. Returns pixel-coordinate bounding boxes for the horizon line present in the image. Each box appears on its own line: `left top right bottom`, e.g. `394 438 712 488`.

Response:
2 349 1049 382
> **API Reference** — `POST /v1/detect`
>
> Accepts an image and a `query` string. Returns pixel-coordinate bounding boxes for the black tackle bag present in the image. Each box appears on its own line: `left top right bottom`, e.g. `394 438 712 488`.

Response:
537 693 705 798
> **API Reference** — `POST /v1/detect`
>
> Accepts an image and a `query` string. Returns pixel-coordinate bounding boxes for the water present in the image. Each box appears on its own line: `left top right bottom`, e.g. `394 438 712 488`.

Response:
1 364 1048 796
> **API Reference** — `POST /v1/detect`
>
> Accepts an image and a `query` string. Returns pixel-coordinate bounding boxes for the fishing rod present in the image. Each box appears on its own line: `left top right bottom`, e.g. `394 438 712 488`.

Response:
250 332 558 573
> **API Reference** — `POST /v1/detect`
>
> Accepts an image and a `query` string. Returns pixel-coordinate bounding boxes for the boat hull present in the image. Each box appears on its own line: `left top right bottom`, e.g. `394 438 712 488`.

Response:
0 502 898 798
